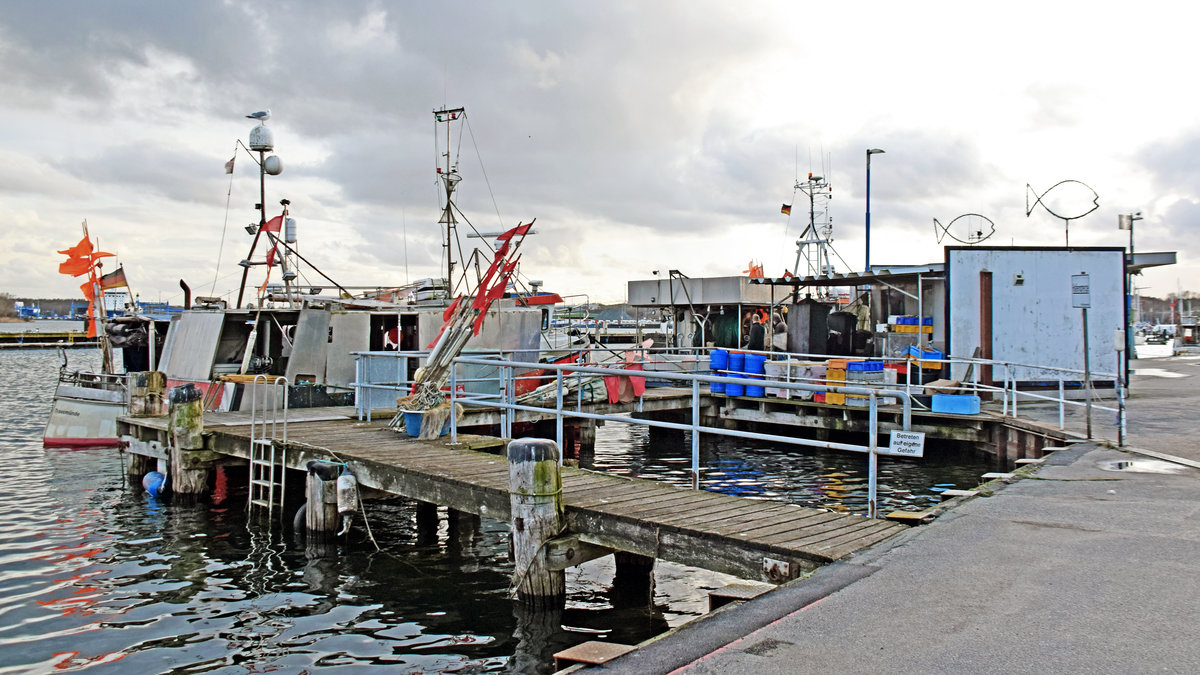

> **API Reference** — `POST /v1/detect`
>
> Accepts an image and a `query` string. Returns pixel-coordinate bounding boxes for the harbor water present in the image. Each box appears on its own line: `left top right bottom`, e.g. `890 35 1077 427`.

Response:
0 336 994 672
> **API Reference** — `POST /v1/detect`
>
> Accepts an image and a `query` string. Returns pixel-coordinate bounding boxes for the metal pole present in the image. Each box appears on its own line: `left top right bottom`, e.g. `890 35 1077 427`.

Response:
1083 307 1092 439
555 369 564 452
868 392 878 519
1116 351 1125 446
865 151 871 273
450 366 458 443
691 378 700 490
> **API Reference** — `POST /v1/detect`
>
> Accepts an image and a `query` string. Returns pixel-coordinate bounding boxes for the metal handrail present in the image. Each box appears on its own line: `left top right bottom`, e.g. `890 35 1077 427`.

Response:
449 355 915 518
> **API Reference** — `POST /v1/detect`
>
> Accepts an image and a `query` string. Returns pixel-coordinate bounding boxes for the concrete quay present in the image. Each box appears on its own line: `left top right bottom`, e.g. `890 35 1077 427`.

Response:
589 350 1200 673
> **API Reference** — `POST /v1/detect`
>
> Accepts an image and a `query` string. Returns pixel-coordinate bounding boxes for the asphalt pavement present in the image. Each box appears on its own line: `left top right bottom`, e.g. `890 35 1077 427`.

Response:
592 350 1200 674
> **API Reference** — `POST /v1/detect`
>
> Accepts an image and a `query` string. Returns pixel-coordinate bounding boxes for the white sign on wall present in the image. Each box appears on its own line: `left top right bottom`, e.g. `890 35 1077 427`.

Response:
881 430 925 458
1071 273 1091 308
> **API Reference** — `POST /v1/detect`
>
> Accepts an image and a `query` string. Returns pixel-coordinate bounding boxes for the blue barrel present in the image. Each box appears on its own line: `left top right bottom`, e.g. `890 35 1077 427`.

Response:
709 348 729 371
745 354 768 397
727 352 746 396
709 348 728 394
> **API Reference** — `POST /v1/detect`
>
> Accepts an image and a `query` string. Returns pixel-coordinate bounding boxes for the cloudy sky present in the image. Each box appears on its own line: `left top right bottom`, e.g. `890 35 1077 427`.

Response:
1 1 1195 305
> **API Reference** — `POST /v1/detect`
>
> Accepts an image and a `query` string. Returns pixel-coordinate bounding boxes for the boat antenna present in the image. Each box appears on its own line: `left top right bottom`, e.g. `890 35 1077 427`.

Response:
434 106 466 295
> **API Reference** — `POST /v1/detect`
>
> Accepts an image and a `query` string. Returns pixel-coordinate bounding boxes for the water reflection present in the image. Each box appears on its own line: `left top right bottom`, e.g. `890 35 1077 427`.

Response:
588 417 996 513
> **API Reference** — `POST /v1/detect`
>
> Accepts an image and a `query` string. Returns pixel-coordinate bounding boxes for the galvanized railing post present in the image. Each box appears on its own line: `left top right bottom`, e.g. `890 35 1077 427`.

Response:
1059 379 1066 429
555 368 564 453
868 391 879 519
449 365 458 443
1010 364 1018 417
691 376 701 490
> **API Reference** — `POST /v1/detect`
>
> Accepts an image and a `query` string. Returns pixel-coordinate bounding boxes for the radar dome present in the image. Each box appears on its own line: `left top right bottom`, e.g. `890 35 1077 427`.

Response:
249 124 274 151
263 155 283 175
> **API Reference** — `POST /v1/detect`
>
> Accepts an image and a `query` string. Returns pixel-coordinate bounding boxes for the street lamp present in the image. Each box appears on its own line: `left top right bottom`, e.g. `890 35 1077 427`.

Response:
865 148 885 273
1119 211 1143 377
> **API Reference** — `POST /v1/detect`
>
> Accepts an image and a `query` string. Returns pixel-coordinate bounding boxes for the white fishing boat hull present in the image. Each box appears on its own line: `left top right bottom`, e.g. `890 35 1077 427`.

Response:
43 383 125 448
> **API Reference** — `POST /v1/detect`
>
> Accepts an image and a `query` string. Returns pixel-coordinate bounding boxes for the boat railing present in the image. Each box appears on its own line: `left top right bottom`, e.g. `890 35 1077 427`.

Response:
448 354 914 519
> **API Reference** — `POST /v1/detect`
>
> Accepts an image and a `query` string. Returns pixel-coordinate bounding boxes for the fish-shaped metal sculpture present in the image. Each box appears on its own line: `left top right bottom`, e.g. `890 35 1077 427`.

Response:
934 213 996 245
1025 180 1099 221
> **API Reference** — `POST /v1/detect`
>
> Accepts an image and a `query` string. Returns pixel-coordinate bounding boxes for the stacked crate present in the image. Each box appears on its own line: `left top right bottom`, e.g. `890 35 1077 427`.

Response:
824 358 849 405
845 360 884 407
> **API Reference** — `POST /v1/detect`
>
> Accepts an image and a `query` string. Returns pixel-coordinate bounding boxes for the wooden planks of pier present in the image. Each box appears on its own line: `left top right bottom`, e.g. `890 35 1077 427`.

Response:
120 408 908 583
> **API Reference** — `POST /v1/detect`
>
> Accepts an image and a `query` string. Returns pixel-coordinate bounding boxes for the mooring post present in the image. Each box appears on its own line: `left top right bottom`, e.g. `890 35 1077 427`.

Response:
305 461 340 546
415 501 439 546
167 383 211 496
129 371 166 417
612 551 656 608
508 438 565 608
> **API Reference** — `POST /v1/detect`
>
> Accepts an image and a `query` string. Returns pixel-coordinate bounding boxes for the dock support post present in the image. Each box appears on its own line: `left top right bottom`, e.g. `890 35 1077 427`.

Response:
508 438 565 608
129 371 166 417
168 384 211 496
125 451 154 487
305 461 340 549
612 551 656 607
416 501 439 545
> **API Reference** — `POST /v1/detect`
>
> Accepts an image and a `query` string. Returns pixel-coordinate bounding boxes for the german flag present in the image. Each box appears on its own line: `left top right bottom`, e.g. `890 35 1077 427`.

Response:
781 203 791 216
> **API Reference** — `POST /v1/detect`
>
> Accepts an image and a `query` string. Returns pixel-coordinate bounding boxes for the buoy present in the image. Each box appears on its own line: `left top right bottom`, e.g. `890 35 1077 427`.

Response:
336 473 358 516
142 471 166 498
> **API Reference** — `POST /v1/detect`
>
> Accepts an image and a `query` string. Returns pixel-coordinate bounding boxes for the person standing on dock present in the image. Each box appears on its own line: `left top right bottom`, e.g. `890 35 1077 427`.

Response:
746 313 766 351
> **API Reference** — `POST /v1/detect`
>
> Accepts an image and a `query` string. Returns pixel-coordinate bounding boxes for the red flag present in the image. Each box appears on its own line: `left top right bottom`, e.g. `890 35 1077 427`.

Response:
495 222 532 243
225 155 235 174
57 235 93 259
262 215 283 233
80 280 95 301
266 242 279 266
59 257 95 277
442 295 463 322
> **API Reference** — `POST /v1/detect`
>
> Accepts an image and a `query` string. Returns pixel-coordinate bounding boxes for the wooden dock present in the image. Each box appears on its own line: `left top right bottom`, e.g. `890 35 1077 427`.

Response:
120 406 908 582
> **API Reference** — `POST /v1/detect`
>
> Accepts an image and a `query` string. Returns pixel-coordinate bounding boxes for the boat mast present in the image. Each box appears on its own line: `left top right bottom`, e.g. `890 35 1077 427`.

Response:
235 111 283 308
792 172 835 279
434 107 464 295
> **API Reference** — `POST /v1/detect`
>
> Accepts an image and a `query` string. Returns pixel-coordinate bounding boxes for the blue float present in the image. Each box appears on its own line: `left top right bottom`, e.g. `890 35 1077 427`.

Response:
142 471 165 497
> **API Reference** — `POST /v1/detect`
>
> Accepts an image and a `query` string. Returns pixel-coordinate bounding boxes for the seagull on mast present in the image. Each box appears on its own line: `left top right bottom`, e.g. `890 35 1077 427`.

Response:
246 108 271 122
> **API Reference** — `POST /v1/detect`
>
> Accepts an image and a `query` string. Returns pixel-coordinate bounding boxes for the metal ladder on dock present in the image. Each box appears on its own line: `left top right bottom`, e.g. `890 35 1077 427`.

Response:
248 375 289 521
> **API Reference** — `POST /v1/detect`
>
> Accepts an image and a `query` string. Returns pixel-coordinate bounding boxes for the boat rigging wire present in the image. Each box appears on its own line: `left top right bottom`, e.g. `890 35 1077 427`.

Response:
212 142 240 296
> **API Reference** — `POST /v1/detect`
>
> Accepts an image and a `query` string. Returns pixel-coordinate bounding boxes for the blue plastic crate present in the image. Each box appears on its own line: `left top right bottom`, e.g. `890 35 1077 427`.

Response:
931 394 980 415
847 360 884 372
907 346 944 361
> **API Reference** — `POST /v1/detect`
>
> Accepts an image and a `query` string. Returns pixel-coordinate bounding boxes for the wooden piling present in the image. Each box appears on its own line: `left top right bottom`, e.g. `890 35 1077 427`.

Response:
168 383 211 496
124 450 154 488
129 371 166 417
415 501 439 545
508 438 565 608
305 461 340 544
612 551 656 607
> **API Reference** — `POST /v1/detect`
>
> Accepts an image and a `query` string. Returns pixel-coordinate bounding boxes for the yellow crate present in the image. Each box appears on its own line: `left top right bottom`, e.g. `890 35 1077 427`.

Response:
826 368 846 381
827 358 849 370
825 392 846 405
892 325 917 334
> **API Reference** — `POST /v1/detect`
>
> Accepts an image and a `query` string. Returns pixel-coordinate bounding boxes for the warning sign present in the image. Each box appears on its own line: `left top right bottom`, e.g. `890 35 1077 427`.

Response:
881 430 925 458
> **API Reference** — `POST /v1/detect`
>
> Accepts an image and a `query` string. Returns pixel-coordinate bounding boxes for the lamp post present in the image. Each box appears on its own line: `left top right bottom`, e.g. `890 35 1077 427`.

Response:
865 148 885 273
1118 211 1143 380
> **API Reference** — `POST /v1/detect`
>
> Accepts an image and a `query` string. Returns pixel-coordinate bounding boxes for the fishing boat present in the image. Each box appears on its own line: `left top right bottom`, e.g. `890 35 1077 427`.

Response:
44 107 567 446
